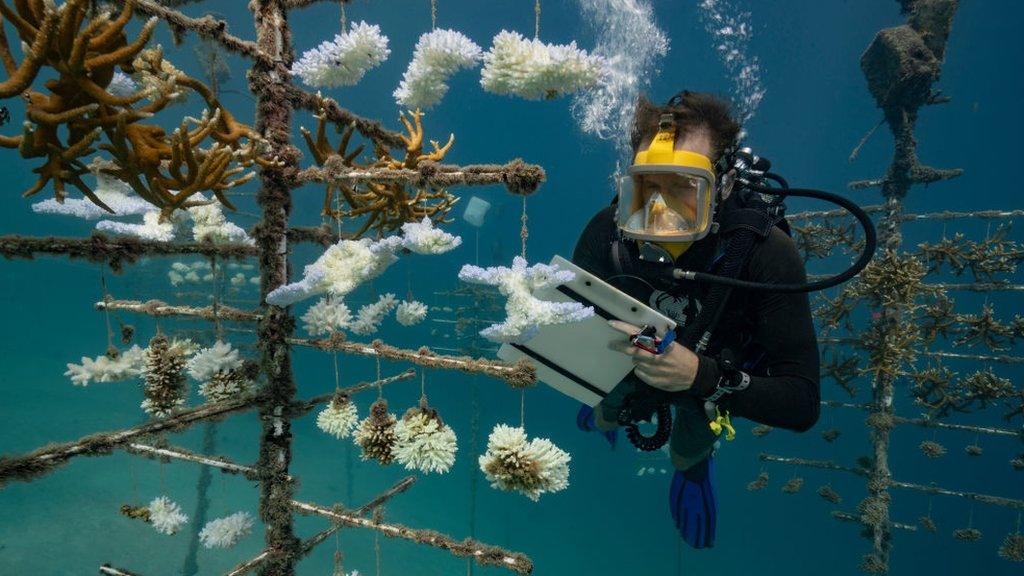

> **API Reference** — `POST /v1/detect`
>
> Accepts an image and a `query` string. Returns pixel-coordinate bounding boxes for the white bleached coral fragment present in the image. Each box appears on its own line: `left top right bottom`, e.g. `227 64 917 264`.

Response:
199 512 254 549
265 236 403 306
400 216 462 254
478 424 570 501
186 341 243 382
316 393 359 439
458 256 594 343
32 173 151 219
291 22 390 88
394 29 483 109
149 496 188 535
96 210 183 242
395 300 428 326
65 345 147 386
188 199 254 245
301 297 352 336
393 406 458 474
481 30 607 100
350 293 398 335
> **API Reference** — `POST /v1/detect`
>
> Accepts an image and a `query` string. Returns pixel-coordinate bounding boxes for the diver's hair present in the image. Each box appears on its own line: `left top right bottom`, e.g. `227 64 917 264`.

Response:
630 91 741 161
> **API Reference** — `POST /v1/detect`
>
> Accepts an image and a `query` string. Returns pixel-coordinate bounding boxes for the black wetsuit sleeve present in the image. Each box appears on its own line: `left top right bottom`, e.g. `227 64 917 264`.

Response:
688 228 821 432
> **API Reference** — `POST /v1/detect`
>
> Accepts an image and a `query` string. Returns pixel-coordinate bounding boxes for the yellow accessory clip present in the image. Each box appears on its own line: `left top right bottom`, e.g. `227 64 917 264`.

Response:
708 407 736 441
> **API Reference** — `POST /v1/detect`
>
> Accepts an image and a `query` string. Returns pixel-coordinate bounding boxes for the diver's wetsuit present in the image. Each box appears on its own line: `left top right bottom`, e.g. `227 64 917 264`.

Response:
572 205 821 467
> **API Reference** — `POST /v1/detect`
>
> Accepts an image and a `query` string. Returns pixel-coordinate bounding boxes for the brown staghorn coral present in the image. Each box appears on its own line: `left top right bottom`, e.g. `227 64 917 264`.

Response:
302 101 458 238
0 2 267 214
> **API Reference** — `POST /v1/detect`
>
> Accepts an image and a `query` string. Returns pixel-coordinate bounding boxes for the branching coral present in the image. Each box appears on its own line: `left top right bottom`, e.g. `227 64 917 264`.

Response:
0 1 268 215
818 484 842 504
919 440 946 458
266 236 401 306
746 471 769 491
354 398 398 465
301 297 352 336
953 527 982 542
316 391 359 439
822 352 860 397
393 401 458 474
301 103 459 237
480 30 606 100
199 511 253 548
267 219 460 306
458 256 594 343
394 29 482 110
792 220 857 261
187 341 250 403
849 249 927 308
781 477 804 494
291 22 390 88
148 495 188 535
478 424 570 501
32 171 151 219
916 293 958 344
65 345 146 385
141 333 192 417
350 293 398 335
953 303 1014 351
395 300 428 326
1000 531 1024 562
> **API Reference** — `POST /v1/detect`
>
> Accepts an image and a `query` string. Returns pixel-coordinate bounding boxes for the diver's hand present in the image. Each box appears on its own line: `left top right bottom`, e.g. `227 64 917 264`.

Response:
607 320 699 392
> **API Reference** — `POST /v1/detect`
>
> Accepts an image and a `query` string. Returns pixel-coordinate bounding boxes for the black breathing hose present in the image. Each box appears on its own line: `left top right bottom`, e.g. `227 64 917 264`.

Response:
672 182 877 293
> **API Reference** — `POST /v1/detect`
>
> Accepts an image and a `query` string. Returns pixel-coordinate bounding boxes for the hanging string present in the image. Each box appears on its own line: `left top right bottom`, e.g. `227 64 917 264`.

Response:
519 389 525 428
534 0 541 39
420 370 427 402
431 0 437 30
99 267 114 351
374 507 384 576
376 356 383 398
520 196 528 259
339 4 347 33
211 256 223 341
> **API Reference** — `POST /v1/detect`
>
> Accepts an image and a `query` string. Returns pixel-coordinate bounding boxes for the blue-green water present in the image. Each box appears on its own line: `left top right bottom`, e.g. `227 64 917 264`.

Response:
1 1 1022 574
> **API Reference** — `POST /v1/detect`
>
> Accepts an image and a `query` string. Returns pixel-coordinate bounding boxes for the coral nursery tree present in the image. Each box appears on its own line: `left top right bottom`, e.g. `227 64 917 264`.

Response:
757 0 1024 572
0 1 549 574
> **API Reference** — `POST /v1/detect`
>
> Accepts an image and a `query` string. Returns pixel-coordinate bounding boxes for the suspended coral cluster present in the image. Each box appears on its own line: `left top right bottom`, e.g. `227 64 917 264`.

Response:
354 398 398 465
141 333 193 417
294 21 606 109
479 424 570 501
290 22 391 88
395 29 482 110
187 341 252 403
458 256 594 343
393 402 458 474
147 496 189 535
481 30 607 101
268 217 460 306
198 511 254 549
0 0 269 216
65 345 147 386
316 392 360 439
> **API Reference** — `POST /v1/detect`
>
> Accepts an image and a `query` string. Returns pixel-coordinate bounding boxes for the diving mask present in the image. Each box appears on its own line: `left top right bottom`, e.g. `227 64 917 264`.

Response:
615 114 717 243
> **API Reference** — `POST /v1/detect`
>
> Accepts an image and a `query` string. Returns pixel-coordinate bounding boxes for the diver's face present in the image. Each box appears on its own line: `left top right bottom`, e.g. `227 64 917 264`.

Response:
633 131 714 217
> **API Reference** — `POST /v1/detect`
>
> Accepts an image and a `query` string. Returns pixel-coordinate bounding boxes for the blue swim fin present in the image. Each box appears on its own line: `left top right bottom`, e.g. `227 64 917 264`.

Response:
576 403 617 448
669 456 717 549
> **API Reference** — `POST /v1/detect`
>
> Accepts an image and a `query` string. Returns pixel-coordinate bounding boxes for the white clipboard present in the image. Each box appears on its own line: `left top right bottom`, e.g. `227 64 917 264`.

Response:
497 255 676 407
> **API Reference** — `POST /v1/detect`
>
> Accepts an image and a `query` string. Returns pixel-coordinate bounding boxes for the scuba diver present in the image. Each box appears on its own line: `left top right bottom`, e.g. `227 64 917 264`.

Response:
573 90 876 549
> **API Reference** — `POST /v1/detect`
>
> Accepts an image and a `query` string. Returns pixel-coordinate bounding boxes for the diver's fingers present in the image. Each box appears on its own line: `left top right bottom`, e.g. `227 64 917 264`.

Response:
608 319 642 335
